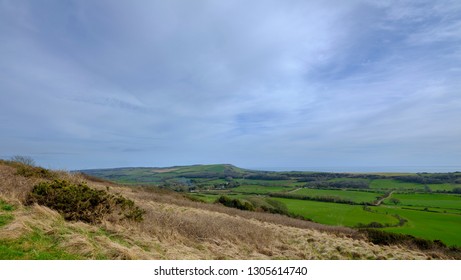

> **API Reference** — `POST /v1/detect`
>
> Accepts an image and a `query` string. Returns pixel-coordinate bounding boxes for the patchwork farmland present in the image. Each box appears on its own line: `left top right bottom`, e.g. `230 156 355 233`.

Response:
82 164 461 247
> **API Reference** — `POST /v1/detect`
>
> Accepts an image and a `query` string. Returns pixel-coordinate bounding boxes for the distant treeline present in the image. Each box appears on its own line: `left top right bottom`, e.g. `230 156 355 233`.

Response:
304 180 370 189
243 173 290 180
396 173 461 184
361 229 461 257
177 170 242 179
282 172 383 182
269 192 361 205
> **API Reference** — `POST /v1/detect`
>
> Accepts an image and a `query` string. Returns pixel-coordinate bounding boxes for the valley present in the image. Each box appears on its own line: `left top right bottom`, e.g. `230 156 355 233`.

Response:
82 164 461 247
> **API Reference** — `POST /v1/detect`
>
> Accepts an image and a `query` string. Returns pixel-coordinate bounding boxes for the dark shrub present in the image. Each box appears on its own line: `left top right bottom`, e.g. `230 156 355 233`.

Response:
216 196 255 211
4 156 56 179
16 165 56 179
359 229 461 256
10 155 36 166
356 222 385 228
27 180 144 223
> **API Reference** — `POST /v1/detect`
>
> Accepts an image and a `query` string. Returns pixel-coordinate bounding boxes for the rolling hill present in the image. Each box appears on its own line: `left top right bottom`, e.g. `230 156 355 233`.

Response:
80 164 461 248
1 160 459 259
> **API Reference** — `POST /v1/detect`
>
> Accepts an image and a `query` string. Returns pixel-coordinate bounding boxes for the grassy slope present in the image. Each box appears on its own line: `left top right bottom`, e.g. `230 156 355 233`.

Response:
80 164 248 185
370 179 425 190
375 206 461 246
0 161 442 260
384 193 461 209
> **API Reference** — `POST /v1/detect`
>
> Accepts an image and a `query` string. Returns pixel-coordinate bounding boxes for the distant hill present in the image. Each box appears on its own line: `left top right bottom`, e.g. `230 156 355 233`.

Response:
78 164 254 185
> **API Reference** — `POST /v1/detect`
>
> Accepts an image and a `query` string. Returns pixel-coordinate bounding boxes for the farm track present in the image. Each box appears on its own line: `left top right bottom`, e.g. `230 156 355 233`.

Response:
374 191 394 206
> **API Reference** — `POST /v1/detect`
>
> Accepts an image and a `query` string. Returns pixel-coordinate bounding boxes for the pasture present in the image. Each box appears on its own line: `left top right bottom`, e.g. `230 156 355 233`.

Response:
384 193 461 210
375 206 461 246
292 188 382 204
232 184 294 194
271 198 397 227
370 179 425 191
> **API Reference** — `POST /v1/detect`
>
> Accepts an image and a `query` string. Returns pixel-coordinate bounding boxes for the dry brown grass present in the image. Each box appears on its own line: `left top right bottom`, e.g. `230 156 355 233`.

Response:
126 185 359 237
0 162 450 259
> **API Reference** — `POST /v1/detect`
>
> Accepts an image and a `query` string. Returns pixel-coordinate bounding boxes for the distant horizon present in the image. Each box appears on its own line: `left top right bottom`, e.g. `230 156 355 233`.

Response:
247 165 461 173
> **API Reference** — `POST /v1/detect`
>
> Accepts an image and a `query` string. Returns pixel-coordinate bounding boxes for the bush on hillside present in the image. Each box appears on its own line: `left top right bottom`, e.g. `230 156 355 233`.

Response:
10 155 36 166
261 199 291 215
356 222 385 228
216 196 255 211
360 229 461 258
27 180 144 223
4 156 56 180
16 165 56 179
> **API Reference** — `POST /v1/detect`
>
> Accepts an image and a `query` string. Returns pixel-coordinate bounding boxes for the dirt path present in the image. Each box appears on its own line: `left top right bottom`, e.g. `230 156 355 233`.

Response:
374 191 394 206
287 187 301 193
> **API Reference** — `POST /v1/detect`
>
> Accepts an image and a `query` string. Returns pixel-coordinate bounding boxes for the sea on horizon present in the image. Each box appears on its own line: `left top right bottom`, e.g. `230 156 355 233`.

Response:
247 166 461 173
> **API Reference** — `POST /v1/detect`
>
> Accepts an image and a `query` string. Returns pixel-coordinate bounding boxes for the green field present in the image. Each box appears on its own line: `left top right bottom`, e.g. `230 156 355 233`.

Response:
375 206 461 246
232 185 294 194
370 179 424 190
384 193 461 210
271 198 397 227
189 192 251 202
328 178 371 183
425 183 459 192
236 179 295 186
189 193 221 203
292 188 382 203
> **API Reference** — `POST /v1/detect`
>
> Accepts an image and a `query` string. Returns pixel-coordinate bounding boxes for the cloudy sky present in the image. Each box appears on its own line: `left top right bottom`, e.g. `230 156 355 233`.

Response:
1 0 461 171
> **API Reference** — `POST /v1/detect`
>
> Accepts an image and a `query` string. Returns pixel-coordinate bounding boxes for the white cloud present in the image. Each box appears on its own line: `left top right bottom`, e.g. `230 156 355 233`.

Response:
1 0 460 169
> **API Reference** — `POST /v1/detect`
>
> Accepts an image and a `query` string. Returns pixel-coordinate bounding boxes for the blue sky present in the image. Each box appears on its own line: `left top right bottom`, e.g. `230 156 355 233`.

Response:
1 0 461 171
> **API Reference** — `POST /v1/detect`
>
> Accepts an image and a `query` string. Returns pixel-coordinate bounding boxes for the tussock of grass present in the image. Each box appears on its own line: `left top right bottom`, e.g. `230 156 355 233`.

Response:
0 214 13 228
0 228 81 260
0 200 14 228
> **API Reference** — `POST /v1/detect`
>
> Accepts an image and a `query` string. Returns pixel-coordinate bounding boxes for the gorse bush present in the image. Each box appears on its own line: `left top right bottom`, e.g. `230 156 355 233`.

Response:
216 196 255 211
360 228 461 258
3 156 55 179
27 180 144 223
3 158 55 180
16 165 56 179
215 196 309 221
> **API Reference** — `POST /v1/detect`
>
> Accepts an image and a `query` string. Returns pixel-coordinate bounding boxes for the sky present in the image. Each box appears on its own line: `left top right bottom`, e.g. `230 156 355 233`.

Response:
1 0 461 171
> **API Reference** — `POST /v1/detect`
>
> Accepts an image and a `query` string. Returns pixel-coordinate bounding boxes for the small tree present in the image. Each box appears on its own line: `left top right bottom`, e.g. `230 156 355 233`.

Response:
10 155 35 166
389 198 400 205
453 187 461 194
